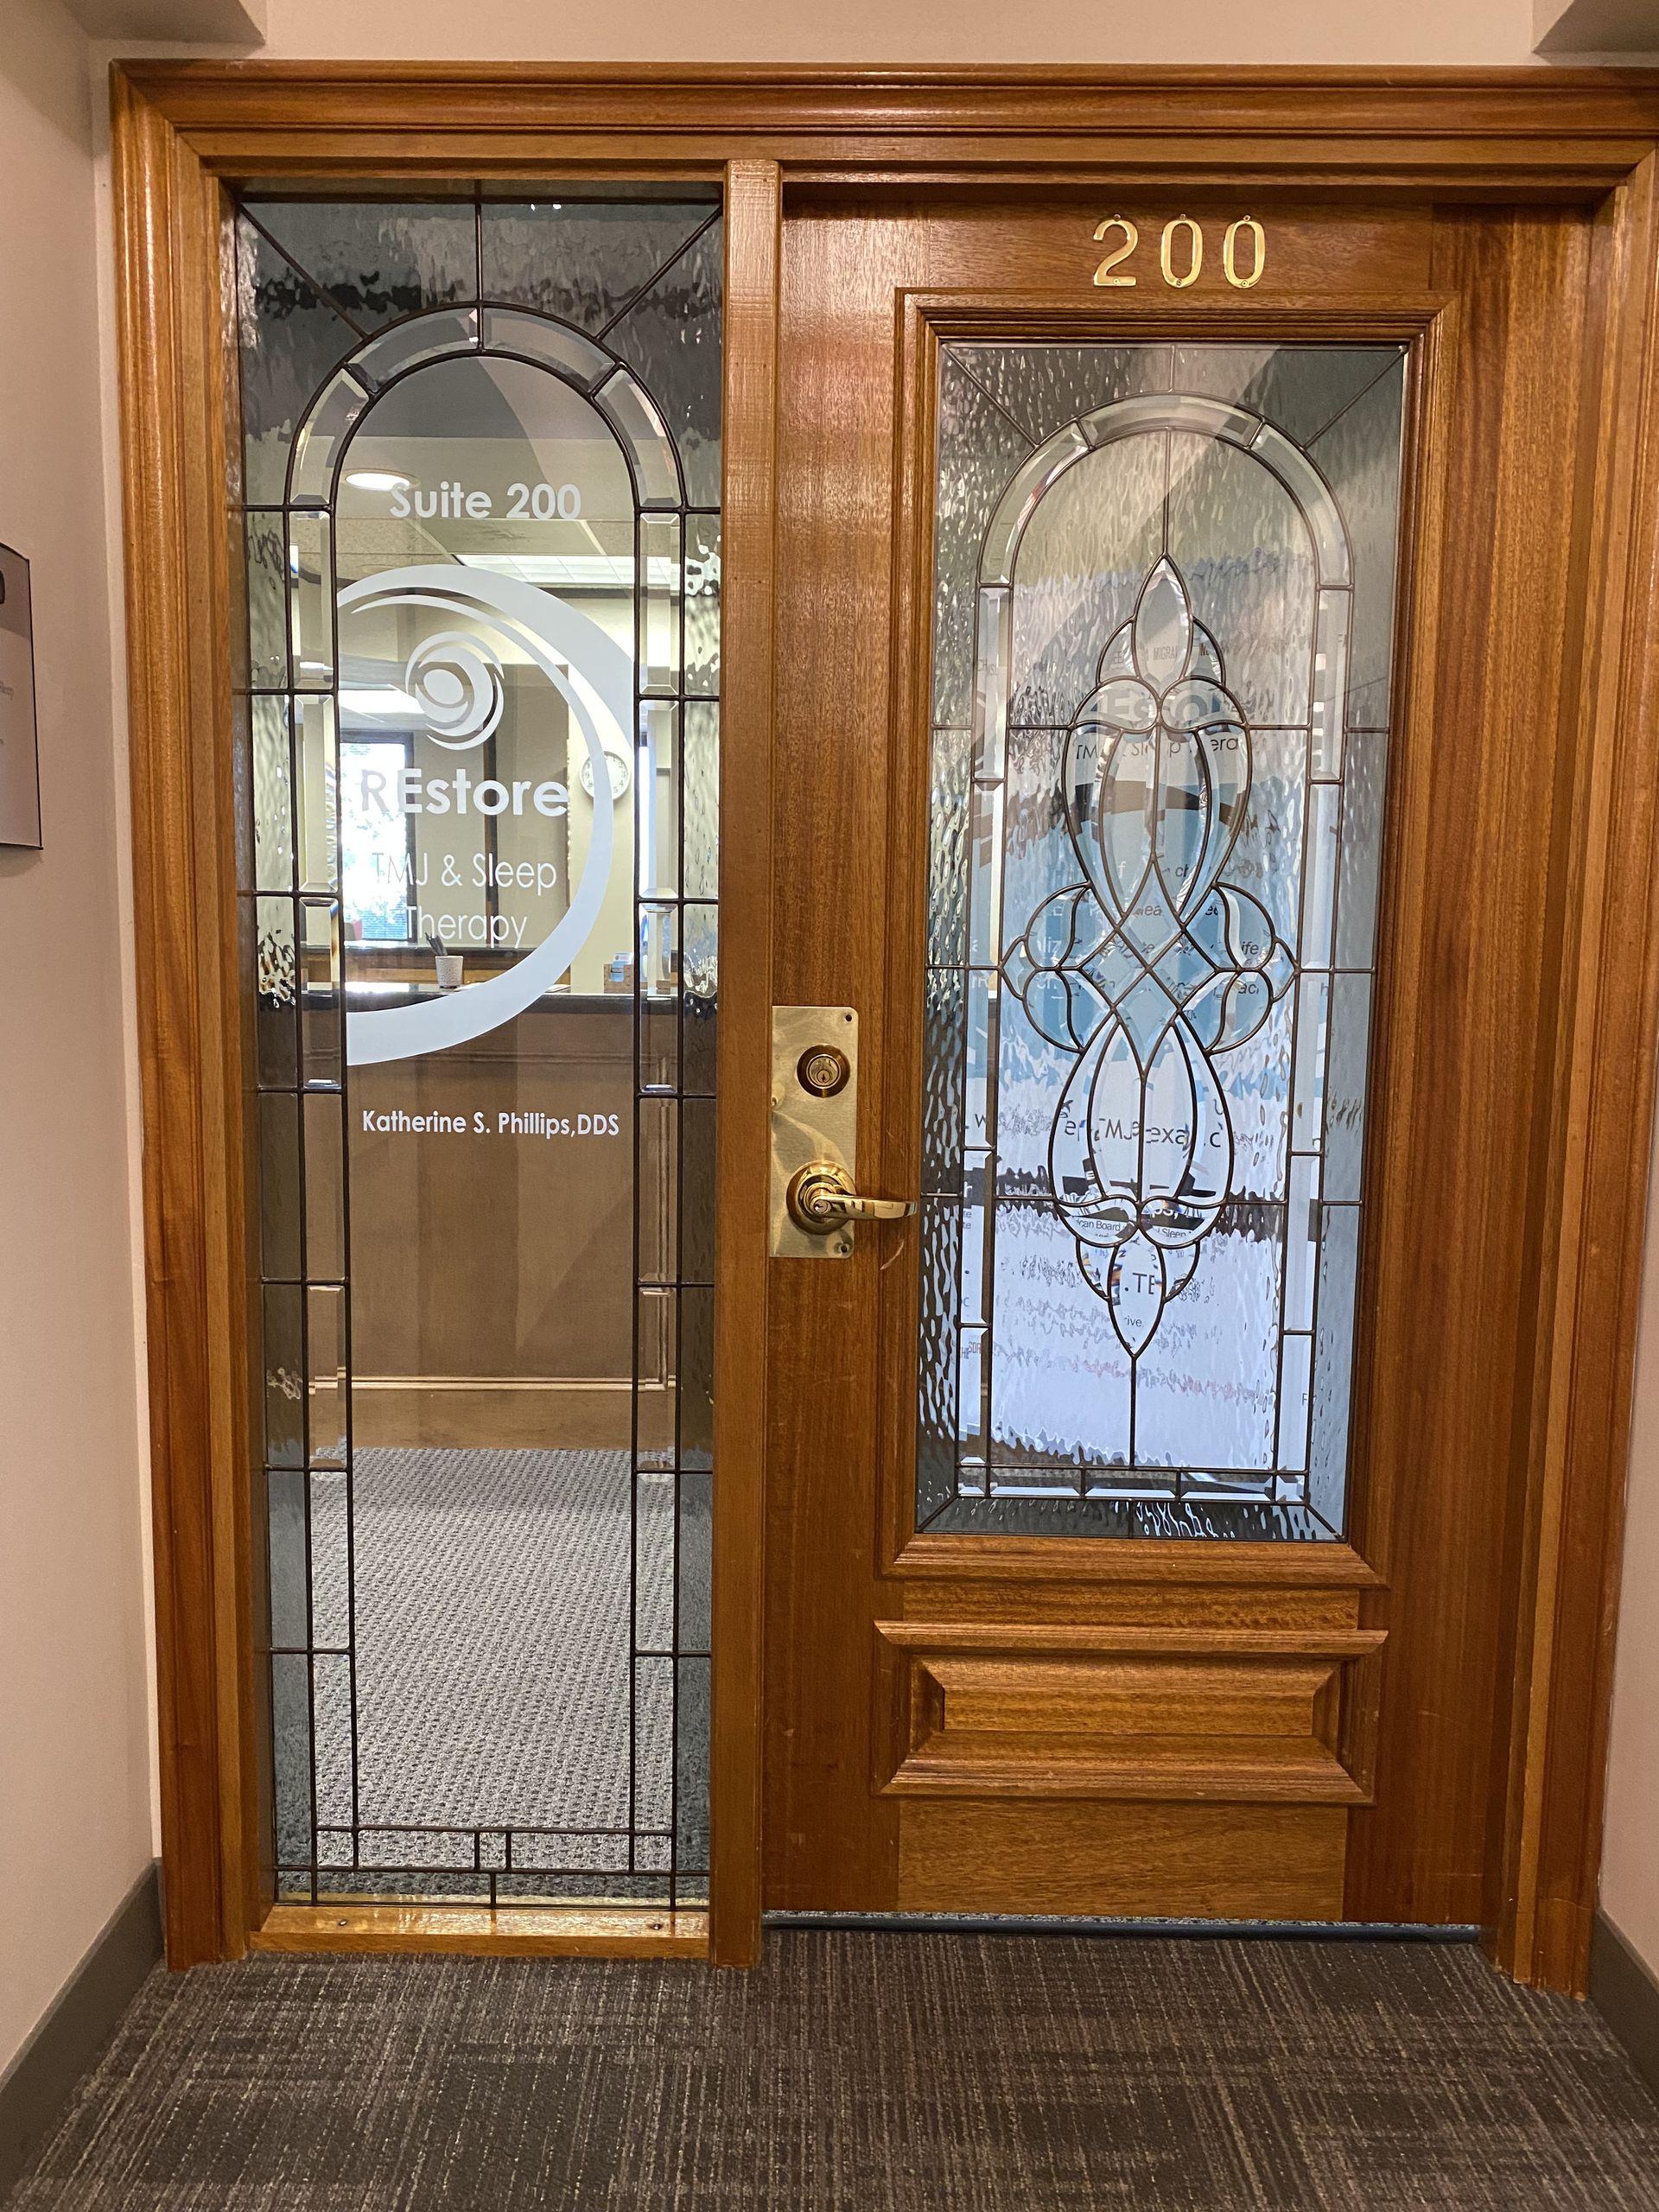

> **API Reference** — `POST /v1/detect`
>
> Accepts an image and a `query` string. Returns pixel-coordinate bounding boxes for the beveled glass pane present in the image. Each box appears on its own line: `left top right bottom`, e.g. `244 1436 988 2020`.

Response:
682 702 718 902
917 342 1404 1541
595 368 680 508
307 1284 348 1468
252 695 294 893
312 1651 353 1828
266 1465 308 1649
299 900 341 1089
638 702 679 898
355 307 479 389
638 1288 677 1472
263 1282 304 1467
290 368 372 505
635 1470 675 1650
633 1656 673 1830
295 697 338 893
288 512 334 688
255 895 298 1090
639 512 681 695
303 1090 346 1281
259 1091 302 1283
308 1468 351 1647
480 308 607 389
681 1096 715 1286
639 1097 677 1285
679 1286 714 1471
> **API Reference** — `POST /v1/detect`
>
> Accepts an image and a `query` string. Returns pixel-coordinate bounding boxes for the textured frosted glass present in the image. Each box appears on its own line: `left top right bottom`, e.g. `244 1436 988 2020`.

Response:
684 513 721 696
482 201 713 334
605 218 722 508
248 201 474 334
246 515 289 689
953 343 1167 446
1172 345 1401 448
238 217 357 506
916 342 1405 1541
1007 435 1164 729
933 358 1033 728
1313 362 1405 725
252 695 294 893
683 701 719 900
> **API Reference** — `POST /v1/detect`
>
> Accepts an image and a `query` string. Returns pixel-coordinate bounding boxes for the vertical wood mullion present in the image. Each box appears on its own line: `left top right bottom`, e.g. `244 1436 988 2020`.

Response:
709 156 780 1969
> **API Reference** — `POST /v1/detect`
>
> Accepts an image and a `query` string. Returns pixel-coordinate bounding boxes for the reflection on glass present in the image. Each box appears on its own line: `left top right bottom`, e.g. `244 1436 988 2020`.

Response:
237 193 720 1906
918 342 1405 1541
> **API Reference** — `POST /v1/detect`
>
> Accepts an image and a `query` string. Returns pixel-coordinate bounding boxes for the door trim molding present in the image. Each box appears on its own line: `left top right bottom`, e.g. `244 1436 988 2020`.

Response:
111 61 1659 1991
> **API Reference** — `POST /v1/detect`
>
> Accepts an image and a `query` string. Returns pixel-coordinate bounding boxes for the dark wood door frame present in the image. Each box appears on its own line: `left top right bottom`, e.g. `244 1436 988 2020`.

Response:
111 60 1659 1990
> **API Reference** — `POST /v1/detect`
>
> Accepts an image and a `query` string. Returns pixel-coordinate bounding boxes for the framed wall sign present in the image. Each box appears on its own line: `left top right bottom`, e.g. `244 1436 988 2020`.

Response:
0 543 41 849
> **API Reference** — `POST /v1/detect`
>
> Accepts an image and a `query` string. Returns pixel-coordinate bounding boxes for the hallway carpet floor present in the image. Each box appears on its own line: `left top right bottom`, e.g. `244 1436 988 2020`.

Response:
5 1933 1658 2210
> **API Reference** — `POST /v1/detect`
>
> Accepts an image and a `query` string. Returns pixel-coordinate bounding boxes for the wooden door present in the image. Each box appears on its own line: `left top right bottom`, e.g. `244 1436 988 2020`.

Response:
762 188 1604 1925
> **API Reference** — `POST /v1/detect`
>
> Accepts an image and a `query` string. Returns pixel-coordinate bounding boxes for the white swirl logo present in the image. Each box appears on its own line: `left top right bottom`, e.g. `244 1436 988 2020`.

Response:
404 632 505 750
337 564 632 1069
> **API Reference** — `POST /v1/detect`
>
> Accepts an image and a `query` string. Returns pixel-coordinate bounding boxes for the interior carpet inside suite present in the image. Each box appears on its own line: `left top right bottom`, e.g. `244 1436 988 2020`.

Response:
291 1447 711 1898
5 1934 1657 2211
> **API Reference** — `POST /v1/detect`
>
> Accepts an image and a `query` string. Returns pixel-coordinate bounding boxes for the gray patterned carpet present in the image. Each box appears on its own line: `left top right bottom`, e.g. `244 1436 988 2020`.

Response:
328 1447 651 1834
6 1936 1658 2209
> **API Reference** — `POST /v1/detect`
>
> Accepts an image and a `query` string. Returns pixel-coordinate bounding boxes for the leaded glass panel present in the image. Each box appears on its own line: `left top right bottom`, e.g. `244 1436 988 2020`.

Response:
236 191 721 1907
916 342 1406 1541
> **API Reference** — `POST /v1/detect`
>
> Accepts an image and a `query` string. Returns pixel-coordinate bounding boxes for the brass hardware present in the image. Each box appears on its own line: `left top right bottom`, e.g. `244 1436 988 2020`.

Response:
786 1161 918 1235
796 1045 850 1098
770 1006 861 1257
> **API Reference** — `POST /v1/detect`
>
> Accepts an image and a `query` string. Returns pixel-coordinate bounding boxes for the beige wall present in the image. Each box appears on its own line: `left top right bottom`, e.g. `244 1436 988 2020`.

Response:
0 0 154 2084
1603 1135 1659 1980
251 0 1541 63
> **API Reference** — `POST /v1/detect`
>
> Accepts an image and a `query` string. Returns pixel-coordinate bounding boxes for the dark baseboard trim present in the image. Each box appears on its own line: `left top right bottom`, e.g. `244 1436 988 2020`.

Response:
0 1861 162 2203
1590 1910 1659 2103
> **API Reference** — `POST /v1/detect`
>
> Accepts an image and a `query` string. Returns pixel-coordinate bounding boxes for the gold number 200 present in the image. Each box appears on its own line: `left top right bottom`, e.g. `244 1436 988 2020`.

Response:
1093 215 1266 291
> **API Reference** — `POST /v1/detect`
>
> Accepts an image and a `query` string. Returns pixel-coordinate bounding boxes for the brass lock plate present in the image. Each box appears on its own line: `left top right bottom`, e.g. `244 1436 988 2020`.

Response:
770 1005 858 1258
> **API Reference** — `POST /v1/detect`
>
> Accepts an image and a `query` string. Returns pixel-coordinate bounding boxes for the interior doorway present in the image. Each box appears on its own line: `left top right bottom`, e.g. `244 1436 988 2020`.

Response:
111 67 1659 1990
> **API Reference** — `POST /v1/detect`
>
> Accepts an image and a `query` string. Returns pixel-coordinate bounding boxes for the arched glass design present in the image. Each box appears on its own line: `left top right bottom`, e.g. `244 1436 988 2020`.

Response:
238 195 721 1906
918 342 1405 1541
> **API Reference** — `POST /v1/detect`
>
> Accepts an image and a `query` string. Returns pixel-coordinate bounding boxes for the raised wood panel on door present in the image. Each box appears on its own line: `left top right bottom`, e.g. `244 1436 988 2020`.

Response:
876 1623 1385 1802
764 194 1433 1916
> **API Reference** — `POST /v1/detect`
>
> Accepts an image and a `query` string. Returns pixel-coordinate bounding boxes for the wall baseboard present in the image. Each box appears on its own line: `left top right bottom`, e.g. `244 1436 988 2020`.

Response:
0 1861 162 2202
1590 1909 1659 2103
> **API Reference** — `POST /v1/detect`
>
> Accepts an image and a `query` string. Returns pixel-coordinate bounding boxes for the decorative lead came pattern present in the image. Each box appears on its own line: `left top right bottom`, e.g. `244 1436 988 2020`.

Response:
918 344 1406 1541
236 192 721 1907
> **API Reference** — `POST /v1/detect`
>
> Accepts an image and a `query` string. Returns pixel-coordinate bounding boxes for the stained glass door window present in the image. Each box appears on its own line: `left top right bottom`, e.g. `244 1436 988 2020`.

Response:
918 344 1405 1541
238 194 721 1904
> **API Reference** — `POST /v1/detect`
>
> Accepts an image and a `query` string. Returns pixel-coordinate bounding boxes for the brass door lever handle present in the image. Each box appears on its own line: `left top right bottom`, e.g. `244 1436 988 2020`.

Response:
786 1161 918 1234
